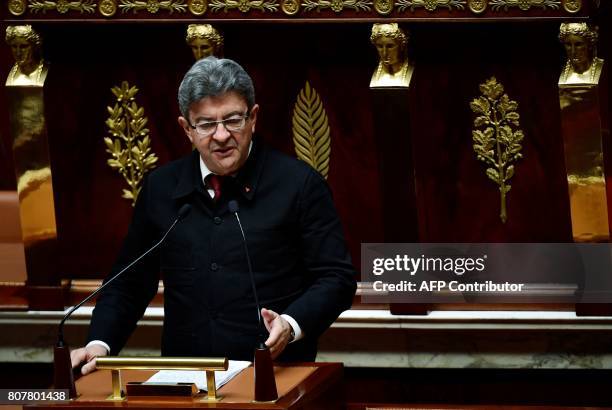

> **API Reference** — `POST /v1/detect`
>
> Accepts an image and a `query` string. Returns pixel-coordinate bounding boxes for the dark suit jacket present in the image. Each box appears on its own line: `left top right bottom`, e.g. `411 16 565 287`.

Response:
88 139 357 362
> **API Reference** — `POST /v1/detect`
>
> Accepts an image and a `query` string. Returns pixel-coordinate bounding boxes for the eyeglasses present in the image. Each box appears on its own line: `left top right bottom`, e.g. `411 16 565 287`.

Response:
188 111 250 137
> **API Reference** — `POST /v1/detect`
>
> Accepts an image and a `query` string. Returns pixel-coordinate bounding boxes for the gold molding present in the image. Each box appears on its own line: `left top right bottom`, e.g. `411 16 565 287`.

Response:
29 0 97 13
467 0 486 12
396 0 465 12
8 0 27 16
188 0 207 13
7 0 581 15
373 0 394 14
118 0 187 13
99 0 118 15
561 0 580 12
470 77 524 224
281 0 300 14
104 82 158 206
302 0 372 12
489 0 560 11
292 81 331 179
209 0 278 12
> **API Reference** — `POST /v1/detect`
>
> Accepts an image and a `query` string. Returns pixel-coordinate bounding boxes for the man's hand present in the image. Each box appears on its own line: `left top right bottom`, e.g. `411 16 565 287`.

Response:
70 345 108 375
261 308 292 359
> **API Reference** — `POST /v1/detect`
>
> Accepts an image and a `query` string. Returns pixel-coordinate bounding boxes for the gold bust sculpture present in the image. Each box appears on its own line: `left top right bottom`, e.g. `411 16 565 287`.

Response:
370 23 414 88
558 22 603 86
5 25 48 87
185 24 223 60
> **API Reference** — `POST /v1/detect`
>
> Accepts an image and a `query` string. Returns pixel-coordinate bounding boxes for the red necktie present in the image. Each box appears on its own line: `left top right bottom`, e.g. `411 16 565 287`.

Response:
206 174 223 202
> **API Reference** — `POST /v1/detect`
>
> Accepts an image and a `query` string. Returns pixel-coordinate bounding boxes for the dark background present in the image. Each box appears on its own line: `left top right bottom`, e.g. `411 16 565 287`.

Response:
0 14 610 282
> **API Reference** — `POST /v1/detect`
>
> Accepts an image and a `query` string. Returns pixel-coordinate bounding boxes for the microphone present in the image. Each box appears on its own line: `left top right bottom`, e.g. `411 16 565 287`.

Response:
54 203 192 397
228 200 264 339
228 200 278 402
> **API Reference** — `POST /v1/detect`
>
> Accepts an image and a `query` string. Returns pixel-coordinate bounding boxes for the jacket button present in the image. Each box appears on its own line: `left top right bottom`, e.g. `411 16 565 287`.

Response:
211 262 218 271
213 217 222 225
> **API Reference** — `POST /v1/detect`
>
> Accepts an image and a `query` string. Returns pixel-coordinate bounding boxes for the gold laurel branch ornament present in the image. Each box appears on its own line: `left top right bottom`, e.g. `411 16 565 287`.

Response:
302 0 372 12
104 82 158 206
489 0 560 11
119 0 187 13
292 82 331 179
8 0 27 16
470 77 524 223
29 0 97 13
396 0 465 12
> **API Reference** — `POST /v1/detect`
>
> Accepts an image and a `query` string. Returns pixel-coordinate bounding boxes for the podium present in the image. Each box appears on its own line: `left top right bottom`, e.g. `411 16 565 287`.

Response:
26 363 343 409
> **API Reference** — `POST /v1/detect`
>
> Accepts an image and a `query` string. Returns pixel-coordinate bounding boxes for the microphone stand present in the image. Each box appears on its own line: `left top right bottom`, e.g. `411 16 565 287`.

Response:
54 204 191 398
229 201 278 402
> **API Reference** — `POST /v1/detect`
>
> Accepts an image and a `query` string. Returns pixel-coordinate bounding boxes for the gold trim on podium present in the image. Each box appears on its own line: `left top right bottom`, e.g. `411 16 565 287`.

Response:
96 356 229 402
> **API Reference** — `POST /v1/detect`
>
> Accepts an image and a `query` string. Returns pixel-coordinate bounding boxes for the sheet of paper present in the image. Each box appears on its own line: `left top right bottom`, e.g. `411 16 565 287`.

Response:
145 360 251 391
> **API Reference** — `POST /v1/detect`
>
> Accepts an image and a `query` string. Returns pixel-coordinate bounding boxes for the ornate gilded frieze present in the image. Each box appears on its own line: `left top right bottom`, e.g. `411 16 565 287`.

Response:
302 0 371 12
396 0 465 12
118 0 187 13
292 82 331 179
489 0 560 11
5 0 589 21
470 77 524 224
28 0 97 13
209 0 278 11
104 82 158 206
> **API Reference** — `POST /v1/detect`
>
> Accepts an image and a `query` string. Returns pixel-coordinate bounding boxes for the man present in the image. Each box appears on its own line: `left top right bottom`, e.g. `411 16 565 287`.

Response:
71 57 356 374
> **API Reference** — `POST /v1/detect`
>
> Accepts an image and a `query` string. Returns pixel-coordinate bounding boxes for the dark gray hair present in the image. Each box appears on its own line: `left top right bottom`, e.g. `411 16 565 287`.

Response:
178 56 255 120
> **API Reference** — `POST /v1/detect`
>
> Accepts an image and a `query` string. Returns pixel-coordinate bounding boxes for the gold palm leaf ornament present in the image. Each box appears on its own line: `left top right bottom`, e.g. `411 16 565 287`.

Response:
104 81 158 206
292 81 331 179
470 76 524 223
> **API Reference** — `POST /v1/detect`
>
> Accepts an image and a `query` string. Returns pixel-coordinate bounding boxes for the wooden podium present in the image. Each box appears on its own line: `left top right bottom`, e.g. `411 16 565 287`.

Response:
26 363 343 410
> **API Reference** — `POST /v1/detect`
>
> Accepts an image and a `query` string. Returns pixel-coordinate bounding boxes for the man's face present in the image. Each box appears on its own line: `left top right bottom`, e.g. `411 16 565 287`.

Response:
374 36 401 71
178 91 258 176
564 33 593 74
190 38 215 60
